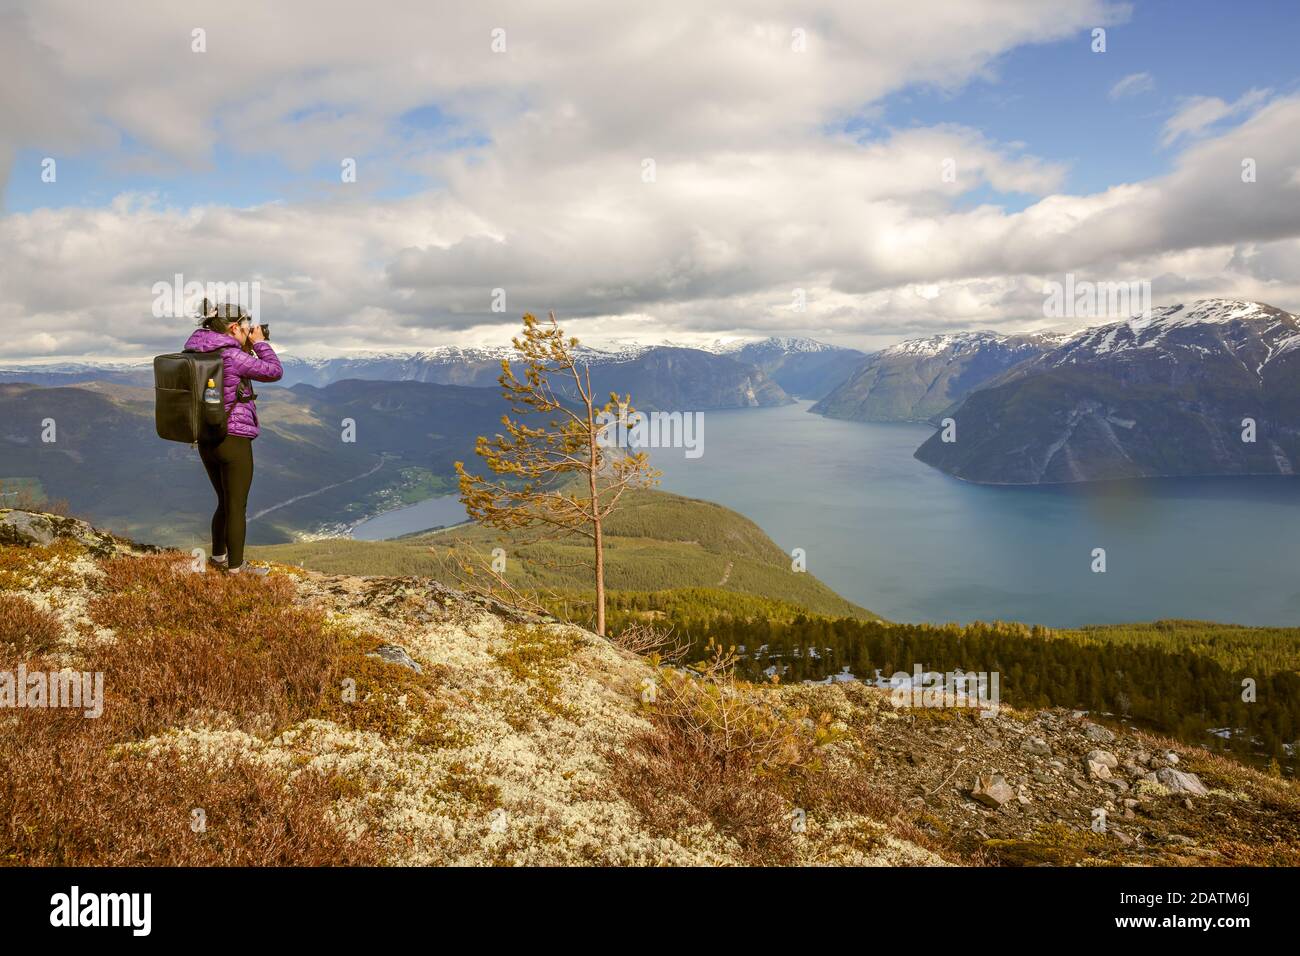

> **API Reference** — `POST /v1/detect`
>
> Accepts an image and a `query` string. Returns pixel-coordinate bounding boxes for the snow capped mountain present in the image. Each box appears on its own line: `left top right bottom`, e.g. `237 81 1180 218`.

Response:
915 300 1300 485
813 329 1068 423
716 335 842 356
1042 299 1298 370
714 336 866 399
880 329 1070 359
0 359 154 387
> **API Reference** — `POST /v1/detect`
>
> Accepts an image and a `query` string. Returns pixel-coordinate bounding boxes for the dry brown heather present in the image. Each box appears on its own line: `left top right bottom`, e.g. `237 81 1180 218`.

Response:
1 509 1298 867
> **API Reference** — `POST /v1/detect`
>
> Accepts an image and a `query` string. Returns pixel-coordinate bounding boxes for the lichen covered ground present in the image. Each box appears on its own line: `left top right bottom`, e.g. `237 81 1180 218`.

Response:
2 508 1297 867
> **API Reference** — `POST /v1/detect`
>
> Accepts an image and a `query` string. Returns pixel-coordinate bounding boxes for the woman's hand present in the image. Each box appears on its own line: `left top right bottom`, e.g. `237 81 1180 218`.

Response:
248 323 265 345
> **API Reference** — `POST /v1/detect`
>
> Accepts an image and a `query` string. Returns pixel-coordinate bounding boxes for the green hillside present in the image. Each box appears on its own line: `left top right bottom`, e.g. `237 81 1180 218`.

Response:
252 488 875 621
0 380 513 546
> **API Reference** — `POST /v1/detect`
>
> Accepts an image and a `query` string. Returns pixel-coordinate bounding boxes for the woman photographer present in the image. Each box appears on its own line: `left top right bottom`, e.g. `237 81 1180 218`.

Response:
183 305 283 575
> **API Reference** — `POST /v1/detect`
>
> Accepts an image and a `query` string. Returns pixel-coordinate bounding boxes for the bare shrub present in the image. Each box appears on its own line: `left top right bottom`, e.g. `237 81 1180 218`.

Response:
610 642 839 863
0 593 64 653
0 551 388 865
651 642 836 774
0 716 378 865
610 621 690 663
611 723 798 865
87 555 348 736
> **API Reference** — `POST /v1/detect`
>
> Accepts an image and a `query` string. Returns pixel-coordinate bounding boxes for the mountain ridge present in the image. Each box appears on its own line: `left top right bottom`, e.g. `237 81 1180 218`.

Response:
914 299 1300 484
812 329 1068 423
0 341 804 410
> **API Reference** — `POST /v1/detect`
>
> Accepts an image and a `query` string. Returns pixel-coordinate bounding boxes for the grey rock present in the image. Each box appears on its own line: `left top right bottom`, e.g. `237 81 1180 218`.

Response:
0 509 123 557
367 644 424 674
1087 761 1113 780
1155 767 1209 796
1086 749 1119 769
1083 723 1116 744
1020 736 1053 756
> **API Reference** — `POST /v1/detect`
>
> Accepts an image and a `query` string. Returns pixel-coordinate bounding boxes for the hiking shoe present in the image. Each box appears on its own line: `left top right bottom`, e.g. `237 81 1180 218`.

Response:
228 564 270 577
209 553 228 569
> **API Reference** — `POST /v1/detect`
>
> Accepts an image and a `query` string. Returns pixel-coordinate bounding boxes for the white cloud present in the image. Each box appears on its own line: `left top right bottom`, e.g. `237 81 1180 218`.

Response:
3 1 1299 359
1109 72 1154 99
1161 87 1271 145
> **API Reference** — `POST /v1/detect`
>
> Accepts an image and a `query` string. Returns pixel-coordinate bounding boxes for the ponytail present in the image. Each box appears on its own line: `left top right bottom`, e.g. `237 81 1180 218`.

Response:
197 298 249 336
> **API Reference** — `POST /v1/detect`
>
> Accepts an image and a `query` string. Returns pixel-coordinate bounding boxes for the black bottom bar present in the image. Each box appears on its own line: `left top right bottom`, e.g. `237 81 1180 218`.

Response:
0 865 1278 941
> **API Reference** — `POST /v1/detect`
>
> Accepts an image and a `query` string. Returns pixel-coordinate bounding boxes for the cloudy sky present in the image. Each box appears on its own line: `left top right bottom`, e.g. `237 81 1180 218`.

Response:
2 0 1299 360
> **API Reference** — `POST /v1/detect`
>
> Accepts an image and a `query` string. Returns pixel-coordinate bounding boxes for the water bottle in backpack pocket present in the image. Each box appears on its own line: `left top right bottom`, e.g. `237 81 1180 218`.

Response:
202 378 225 428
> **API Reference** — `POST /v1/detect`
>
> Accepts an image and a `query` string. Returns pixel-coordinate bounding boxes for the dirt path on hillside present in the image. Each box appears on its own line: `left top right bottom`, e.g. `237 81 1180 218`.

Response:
251 456 387 520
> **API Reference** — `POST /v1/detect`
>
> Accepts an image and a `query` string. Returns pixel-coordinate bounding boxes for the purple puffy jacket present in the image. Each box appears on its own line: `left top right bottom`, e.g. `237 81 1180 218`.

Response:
183 328 283 439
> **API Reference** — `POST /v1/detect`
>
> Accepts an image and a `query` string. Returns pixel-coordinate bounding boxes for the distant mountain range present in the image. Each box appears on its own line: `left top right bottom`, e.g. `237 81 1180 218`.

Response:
811 330 1069 423
914 299 1300 484
0 336 873 543
10 304 1297 500
0 336 867 411
718 337 867 399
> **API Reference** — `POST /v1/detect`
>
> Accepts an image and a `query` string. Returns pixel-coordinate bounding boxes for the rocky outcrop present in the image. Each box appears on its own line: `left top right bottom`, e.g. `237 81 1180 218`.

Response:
0 509 141 557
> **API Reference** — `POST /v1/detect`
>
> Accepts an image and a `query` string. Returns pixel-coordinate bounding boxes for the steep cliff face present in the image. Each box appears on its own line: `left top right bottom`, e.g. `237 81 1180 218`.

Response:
3 508 1295 867
914 300 1300 484
812 331 1067 423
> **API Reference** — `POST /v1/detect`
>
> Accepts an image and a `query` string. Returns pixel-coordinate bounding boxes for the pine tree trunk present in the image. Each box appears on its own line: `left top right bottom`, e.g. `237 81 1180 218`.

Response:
586 390 606 637
593 513 606 637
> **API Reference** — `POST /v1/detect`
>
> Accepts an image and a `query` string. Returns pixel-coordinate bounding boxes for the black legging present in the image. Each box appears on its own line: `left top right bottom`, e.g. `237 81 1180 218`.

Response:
198 435 254 567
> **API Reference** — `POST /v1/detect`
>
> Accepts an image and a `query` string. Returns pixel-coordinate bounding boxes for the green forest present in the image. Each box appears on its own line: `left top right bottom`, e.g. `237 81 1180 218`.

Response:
599 593 1300 774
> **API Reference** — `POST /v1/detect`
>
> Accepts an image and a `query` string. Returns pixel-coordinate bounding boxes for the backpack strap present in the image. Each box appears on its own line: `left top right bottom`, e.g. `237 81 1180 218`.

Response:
184 345 256 405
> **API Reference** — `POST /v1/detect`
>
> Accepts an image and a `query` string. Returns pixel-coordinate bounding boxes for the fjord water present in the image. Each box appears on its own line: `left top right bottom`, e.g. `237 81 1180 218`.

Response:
351 494 469 542
354 401 1300 627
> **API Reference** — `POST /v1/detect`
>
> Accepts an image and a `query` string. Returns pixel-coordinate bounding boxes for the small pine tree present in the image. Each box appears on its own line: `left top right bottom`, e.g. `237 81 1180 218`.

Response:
456 312 659 636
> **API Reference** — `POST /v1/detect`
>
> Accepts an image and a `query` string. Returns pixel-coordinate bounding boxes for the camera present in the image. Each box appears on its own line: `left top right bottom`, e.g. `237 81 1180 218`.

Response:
239 318 270 341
